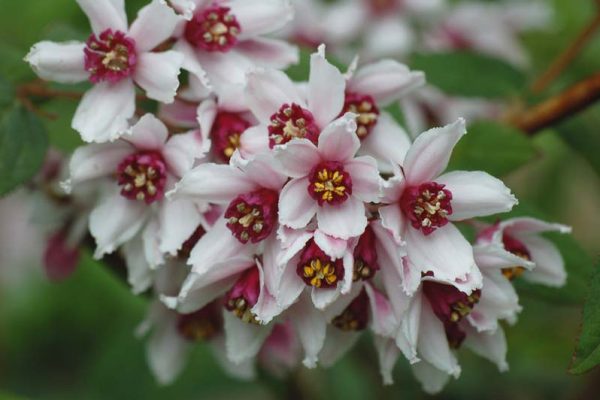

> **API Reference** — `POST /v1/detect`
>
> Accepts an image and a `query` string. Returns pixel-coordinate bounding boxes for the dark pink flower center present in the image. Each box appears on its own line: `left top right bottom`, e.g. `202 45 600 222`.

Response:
84 29 136 84
117 151 167 204
177 301 223 342
440 24 474 50
211 112 251 162
341 92 380 140
422 280 481 349
43 230 80 282
332 289 369 331
184 6 241 52
224 266 261 324
225 189 279 244
268 103 320 147
365 0 401 15
400 182 452 235
501 232 531 280
297 239 345 289
353 225 379 281
308 161 353 206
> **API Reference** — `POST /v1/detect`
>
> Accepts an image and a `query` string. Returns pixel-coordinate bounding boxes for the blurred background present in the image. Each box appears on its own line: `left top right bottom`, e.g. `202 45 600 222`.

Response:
1 0 599 399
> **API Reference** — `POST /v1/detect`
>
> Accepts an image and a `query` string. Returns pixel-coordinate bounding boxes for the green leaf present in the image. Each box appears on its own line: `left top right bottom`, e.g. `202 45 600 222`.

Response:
0 105 48 195
570 263 600 374
448 120 536 176
411 51 526 98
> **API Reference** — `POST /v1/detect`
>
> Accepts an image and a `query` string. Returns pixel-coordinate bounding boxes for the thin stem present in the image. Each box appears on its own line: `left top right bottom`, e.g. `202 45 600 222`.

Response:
510 72 600 134
530 11 600 94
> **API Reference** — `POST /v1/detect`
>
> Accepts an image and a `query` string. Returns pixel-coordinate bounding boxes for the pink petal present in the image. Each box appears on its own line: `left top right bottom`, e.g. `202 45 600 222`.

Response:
374 337 401 385
243 153 289 191
72 80 136 143
348 60 425 106
77 0 128 34
520 235 567 287
378 204 407 244
307 45 346 128
25 41 88 83
159 99 201 129
313 230 348 260
223 310 272 364
68 141 132 186
158 197 202 256
43 231 80 282
134 51 184 103
463 325 508 372
403 118 466 185
501 217 572 236
129 0 182 52
275 257 305 309
278 177 318 229
173 40 213 100
359 112 411 174
252 260 284 324
235 37 299 69
275 139 320 178
317 114 359 163
345 156 381 203
124 114 168 151
316 195 367 240
239 125 270 159
163 130 206 178
196 98 217 141
436 171 517 221
245 68 304 123
227 0 294 39
365 283 398 337
289 294 327 368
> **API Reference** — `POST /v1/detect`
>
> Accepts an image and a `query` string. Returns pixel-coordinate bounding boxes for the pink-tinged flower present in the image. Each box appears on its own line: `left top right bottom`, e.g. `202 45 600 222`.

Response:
168 0 198 20
343 58 424 172
379 118 517 288
173 0 298 110
275 114 381 239
241 45 346 154
476 217 571 287
66 114 206 265
25 0 185 143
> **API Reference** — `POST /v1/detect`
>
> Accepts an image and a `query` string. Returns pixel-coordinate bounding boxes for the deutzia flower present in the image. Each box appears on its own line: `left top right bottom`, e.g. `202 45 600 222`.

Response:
25 0 184 142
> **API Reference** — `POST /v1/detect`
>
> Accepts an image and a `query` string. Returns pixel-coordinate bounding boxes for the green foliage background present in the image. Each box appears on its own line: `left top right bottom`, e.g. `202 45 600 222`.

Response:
0 0 599 399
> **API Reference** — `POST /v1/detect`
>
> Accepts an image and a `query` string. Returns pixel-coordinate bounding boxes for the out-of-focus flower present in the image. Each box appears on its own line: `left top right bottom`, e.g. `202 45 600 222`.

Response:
25 0 184 142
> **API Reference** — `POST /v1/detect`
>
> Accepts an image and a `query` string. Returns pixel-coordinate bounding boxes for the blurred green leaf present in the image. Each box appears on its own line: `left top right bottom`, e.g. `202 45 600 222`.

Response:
411 51 526 98
570 263 600 375
0 105 48 195
448 120 536 176
556 105 600 179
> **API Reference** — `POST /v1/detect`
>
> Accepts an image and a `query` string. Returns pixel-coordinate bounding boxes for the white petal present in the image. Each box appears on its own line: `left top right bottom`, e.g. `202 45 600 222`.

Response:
122 235 153 294
463 325 509 372
403 118 466 185
252 259 283 324
311 286 342 310
72 80 136 143
313 230 348 260
275 139 320 178
365 283 398 337
411 361 451 395
243 153 289 191
129 0 182 52
501 217 572 236
406 223 477 285
239 125 270 158
124 113 168 150
378 204 407 245
134 51 184 103
317 114 359 163
307 45 346 128
290 295 327 368
25 41 87 83
275 258 305 309
520 235 567 287
345 156 382 203
359 112 411 174
316 196 367 240
224 311 272 364
169 163 257 203
235 37 299 69
89 191 147 258
68 141 132 185
245 68 303 123
158 198 201 256
396 290 422 363
437 171 517 221
77 0 127 34
142 218 165 269
348 60 425 106
278 177 318 229
163 130 206 178
374 336 401 385
318 327 360 367
227 0 294 39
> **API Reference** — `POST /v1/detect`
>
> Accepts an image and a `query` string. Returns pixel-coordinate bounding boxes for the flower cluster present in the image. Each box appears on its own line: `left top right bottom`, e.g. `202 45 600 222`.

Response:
24 0 570 393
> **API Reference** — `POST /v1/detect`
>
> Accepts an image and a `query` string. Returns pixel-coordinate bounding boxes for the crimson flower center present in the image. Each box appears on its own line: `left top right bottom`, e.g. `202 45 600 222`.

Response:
297 240 344 289
184 6 241 52
400 182 453 235
225 189 279 244
365 0 401 15
332 289 369 331
268 103 320 147
84 29 136 84
308 161 353 206
353 225 379 281
117 151 167 204
224 267 261 324
342 92 380 139
501 233 531 280
211 112 251 162
177 303 222 342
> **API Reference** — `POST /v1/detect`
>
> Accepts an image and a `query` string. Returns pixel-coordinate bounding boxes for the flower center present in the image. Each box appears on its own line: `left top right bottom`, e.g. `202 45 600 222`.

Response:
308 161 353 206
297 240 344 289
365 0 401 15
84 29 136 84
177 302 222 342
501 233 531 281
441 24 473 50
184 6 241 52
225 189 279 244
224 267 261 324
332 289 369 331
423 280 481 349
268 103 320 148
117 151 167 204
400 182 453 235
353 225 379 281
211 112 251 162
342 92 380 139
